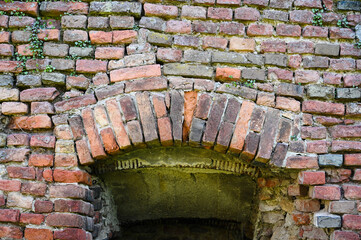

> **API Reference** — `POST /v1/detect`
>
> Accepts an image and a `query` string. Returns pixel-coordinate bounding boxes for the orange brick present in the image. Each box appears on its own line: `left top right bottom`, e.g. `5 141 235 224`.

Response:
110 64 161 82
53 169 92 186
215 67 241 82
158 117 173 146
229 37 255 52
89 31 112 44
24 228 52 240
112 30 137 44
183 91 197 141
38 29 60 41
100 127 120 154
28 154 53 167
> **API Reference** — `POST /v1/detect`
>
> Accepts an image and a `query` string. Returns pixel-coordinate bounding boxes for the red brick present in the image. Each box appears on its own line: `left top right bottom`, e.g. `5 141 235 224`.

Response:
0 44 13 56
0 179 21 192
203 36 228 50
110 64 161 82
207 7 232 20
301 126 326 139
276 96 300 112
30 135 56 148
40 2 88 16
312 185 341 200
166 20 191 33
105 99 131 149
286 156 318 169
219 22 245 35
81 108 106 159
343 184 361 200
295 70 319 84
21 182 47 196
268 68 293 81
229 37 255 52
53 169 91 186
332 140 361 152
344 154 361 166
294 0 322 8
89 31 112 44
302 26 328 38
234 7 260 21
323 72 342 85
95 47 124 60
54 228 87 240
247 23 273 36
76 60 107 73
344 74 361 87
0 1 38 16
290 10 313 23
256 92 275 107
215 67 241 82
100 127 120 154
332 231 360 240
288 54 302 68
144 3 178 18
293 213 311 225
7 166 35 180
229 101 254 153
7 133 29 146
38 29 60 41
331 125 361 138
353 169 361 181
113 30 137 44
183 91 197 141
287 41 314 54
20 213 44 225
302 100 345 116
158 117 173 146
34 200 53 213
192 20 217 34
330 27 355 39
46 213 85 228
181 6 207 19
54 199 92 216
20 87 59 102
0 226 22 239
54 94 96 113
157 48 182 62
0 31 10 43
194 94 212 119
0 209 20 223
217 0 240 5
340 43 361 57
295 199 320 212
125 77 167 93
342 215 361 230
261 40 286 53
298 171 325 185
54 154 77 167
31 102 55 115
330 58 355 71
0 16 8 28
25 228 53 240
306 140 329 154
0 60 22 73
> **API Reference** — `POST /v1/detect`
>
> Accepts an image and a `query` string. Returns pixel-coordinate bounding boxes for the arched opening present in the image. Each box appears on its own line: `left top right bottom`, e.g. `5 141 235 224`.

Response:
93 147 260 239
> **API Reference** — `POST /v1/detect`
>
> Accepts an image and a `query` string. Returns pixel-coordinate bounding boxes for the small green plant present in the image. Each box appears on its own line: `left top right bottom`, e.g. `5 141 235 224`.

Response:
337 17 349 28
66 53 81 60
244 79 255 88
355 40 361 49
312 9 323 26
290 135 298 141
44 65 55 73
132 24 140 31
74 40 91 48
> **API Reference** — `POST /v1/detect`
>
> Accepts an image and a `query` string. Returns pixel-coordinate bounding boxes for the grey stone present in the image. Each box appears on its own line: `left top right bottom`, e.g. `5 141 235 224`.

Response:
51 59 75 71
0 87 19 101
307 85 335 99
148 32 173 46
216 84 258 101
109 16 134 29
265 53 288 67
88 17 109 29
184 50 211 63
42 73 66 86
262 212 284 224
44 43 69 57
124 53 156 67
303 56 329 69
189 118 206 145
263 10 289 22
289 141 305 153
11 31 31 43
318 154 343 167
61 15 87 29
314 213 341 228
336 88 361 100
139 17 165 32
16 75 41 87
269 0 294 9
356 25 361 41
315 43 340 56
246 53 264 66
89 2 142 17
69 47 94 58
163 63 213 78
0 75 14 88
212 52 248 64
346 102 361 116
329 201 356 214
337 1 361 11
0 133 6 147
242 69 266 81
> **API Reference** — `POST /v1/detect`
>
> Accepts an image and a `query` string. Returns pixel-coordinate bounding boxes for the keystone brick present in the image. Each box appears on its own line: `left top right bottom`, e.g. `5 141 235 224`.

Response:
82 108 106 159
89 31 112 44
110 64 161 82
76 60 107 73
298 171 325 185
235 7 260 21
105 99 131 149
312 185 341 200
247 24 273 36
54 94 96 113
277 24 302 37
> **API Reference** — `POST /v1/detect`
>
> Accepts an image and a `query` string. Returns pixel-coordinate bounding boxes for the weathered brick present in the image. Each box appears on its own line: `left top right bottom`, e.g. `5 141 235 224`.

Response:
0 226 22 239
302 100 344 116
343 184 361 200
29 154 53 167
21 214 45 225
303 56 329 69
307 140 329 154
342 214 361 230
235 7 260 21
89 31 112 44
46 213 85 228
319 154 343 167
298 171 325 185
9 115 52 130
44 43 69 57
240 132 260 162
295 199 320 212
295 70 319 84
89 1 141 17
312 185 341 200
332 231 360 240
219 22 245 35
290 10 313 24
277 24 301 37
2 102 28 115
144 3 178 18
110 64 161 82
88 16 109 29
110 16 134 29
256 92 275 107
303 26 328 38
264 10 288 22
76 60 107 73
54 94 96 113
207 7 232 20
261 40 286 53
41 1 88 16
330 58 355 71
276 96 300 112
330 27 355 39
329 201 356 214
247 23 273 36
193 20 217 34
265 53 288 67
21 182 46 196
61 15 87 29
166 20 191 34
286 156 318 169
0 209 20 223
76 140 94 165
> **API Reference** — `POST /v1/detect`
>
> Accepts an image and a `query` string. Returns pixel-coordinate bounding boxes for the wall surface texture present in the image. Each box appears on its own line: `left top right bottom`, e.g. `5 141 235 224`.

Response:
0 0 361 239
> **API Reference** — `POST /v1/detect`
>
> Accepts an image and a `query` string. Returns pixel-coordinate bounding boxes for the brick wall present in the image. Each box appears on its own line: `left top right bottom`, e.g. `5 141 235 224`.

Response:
0 0 360 239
